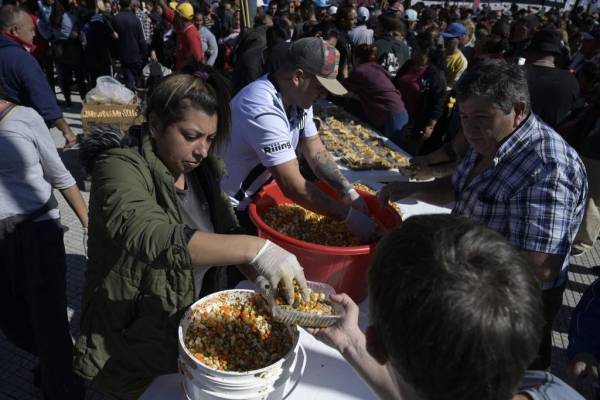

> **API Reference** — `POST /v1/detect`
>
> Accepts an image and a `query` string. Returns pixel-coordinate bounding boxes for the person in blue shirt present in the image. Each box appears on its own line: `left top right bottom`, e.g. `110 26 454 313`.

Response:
194 10 217 66
0 4 77 147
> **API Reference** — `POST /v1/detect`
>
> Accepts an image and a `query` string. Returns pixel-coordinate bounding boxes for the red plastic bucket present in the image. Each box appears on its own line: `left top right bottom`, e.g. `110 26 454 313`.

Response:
247 182 402 302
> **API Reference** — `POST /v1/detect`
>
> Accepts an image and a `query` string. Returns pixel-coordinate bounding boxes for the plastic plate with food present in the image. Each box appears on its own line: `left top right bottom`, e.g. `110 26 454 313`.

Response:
264 281 343 328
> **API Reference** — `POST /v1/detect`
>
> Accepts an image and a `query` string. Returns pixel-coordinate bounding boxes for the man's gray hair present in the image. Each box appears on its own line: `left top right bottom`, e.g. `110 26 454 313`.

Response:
455 59 530 114
0 5 24 32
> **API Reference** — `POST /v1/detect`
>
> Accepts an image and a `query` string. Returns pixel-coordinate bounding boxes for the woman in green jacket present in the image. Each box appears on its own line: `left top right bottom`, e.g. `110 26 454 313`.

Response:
74 70 308 399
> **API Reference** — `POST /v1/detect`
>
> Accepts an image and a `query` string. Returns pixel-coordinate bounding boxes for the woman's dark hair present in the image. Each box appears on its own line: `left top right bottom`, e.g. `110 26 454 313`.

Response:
336 5 353 29
266 22 290 47
324 27 338 40
353 44 377 64
414 31 446 73
369 214 543 400
50 0 66 29
146 65 232 155
378 13 405 35
300 2 315 20
199 1 211 15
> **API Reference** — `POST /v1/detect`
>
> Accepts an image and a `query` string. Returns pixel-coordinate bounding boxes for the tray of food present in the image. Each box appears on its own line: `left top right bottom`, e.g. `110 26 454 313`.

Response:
314 104 411 172
267 280 343 328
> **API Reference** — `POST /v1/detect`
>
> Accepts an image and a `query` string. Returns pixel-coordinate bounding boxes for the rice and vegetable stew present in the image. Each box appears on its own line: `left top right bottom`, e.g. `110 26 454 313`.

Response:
184 294 294 372
263 204 359 246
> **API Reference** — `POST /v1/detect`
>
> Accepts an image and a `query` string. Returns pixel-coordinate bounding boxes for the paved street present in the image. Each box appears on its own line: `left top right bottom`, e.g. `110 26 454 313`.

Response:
1 97 599 399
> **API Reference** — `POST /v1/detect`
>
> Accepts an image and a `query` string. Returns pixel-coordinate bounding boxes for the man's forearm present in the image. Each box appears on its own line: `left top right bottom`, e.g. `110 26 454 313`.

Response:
53 117 69 132
411 177 455 206
305 147 351 194
188 232 263 267
525 251 564 283
53 118 76 147
272 157 350 220
341 330 403 400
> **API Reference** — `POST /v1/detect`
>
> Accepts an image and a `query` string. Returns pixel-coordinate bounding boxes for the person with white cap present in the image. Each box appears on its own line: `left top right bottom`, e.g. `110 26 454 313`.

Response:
327 5 337 16
348 5 373 46
221 37 378 244
403 8 418 31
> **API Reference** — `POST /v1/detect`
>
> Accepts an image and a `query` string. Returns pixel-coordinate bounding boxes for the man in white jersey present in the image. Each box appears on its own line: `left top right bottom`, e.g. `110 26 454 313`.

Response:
221 37 377 240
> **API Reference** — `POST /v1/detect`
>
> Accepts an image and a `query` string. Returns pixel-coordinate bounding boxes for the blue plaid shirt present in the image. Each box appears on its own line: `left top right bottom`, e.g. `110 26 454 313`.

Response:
452 114 588 289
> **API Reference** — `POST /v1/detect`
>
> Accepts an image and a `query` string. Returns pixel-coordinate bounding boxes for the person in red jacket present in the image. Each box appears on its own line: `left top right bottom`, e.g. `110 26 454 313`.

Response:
159 0 203 70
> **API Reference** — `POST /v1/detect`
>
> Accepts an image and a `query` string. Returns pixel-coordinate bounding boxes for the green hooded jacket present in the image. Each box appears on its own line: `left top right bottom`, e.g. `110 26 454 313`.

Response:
73 130 239 399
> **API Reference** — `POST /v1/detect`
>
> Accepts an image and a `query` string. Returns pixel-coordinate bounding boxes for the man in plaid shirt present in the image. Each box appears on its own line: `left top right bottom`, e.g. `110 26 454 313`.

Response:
133 0 154 44
379 59 587 371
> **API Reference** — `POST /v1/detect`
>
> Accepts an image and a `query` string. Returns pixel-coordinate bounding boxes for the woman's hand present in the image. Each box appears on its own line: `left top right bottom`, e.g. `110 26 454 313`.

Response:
250 240 309 304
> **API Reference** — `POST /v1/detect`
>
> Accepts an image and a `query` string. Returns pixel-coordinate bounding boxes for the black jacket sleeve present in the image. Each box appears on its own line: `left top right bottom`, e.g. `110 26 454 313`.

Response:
421 65 447 124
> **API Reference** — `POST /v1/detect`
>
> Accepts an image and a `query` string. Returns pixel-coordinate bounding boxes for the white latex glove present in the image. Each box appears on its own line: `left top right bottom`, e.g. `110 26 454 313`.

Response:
345 207 377 243
82 227 88 259
251 240 309 304
342 187 369 214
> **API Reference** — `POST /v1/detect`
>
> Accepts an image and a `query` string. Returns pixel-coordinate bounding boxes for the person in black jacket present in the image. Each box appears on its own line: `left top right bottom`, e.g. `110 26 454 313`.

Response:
524 29 580 129
149 5 176 69
231 21 289 94
334 6 354 79
82 0 118 87
394 32 447 155
113 0 147 91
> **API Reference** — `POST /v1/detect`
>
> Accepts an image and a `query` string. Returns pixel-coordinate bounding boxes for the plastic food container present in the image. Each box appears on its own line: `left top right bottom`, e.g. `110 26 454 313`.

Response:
248 182 402 302
269 281 343 328
178 290 300 400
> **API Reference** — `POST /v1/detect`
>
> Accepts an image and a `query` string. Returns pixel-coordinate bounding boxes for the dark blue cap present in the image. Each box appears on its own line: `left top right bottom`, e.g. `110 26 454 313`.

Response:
442 22 467 39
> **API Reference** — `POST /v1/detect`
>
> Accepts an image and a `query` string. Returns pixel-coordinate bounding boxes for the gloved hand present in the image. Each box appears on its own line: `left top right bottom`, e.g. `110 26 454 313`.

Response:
342 187 369 214
251 240 309 304
345 207 377 243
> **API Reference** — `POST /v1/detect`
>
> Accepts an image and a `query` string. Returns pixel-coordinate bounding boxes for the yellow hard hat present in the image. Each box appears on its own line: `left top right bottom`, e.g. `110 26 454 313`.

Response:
170 1 194 20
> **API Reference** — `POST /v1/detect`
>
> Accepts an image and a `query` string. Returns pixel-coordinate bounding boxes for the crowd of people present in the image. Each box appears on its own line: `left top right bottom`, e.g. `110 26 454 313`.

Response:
1 0 600 399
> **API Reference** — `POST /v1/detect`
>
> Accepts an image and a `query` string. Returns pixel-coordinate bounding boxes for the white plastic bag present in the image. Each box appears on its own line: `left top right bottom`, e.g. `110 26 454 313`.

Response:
142 62 172 78
85 76 135 105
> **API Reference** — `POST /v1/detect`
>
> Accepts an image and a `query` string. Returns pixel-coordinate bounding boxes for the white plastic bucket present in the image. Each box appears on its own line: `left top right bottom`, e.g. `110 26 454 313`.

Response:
178 290 300 400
